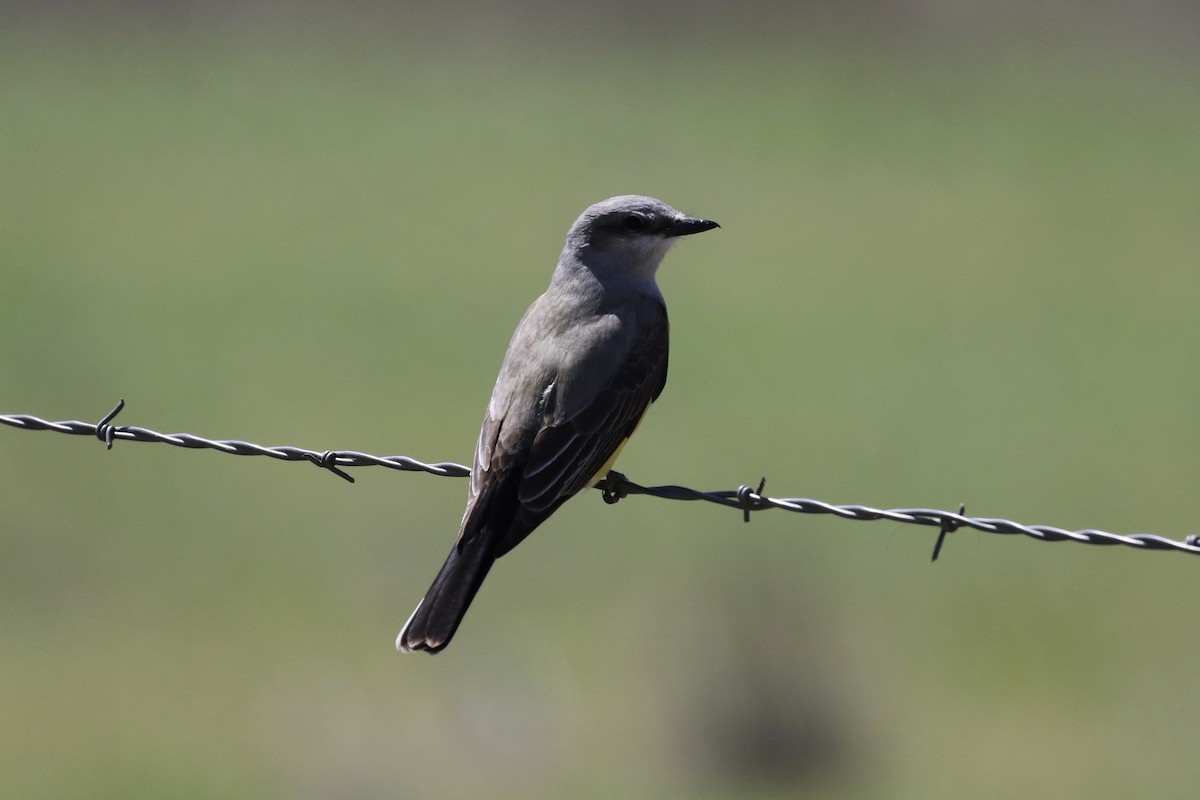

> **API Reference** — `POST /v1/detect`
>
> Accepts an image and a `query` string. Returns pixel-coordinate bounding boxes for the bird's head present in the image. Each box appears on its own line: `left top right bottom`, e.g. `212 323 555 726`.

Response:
562 195 719 283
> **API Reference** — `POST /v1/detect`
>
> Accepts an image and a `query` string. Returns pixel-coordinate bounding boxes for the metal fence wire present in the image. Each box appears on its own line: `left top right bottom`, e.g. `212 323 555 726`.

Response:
4 399 1199 560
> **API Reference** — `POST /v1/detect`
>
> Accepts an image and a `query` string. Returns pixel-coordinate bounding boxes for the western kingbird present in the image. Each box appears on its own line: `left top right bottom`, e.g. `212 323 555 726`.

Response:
397 195 718 653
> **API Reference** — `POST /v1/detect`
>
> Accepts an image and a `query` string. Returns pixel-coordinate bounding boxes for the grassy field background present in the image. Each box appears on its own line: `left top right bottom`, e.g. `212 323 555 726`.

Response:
2 7 1199 798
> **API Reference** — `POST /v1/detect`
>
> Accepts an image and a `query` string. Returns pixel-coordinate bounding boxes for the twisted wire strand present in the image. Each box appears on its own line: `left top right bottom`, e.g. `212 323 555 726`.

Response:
4 400 1198 558
1 401 470 480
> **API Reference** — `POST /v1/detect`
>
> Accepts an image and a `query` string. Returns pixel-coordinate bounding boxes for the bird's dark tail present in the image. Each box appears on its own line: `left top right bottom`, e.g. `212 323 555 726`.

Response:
396 535 497 654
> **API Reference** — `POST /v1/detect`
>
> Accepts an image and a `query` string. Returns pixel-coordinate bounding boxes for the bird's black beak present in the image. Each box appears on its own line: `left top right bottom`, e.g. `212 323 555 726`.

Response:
664 216 720 237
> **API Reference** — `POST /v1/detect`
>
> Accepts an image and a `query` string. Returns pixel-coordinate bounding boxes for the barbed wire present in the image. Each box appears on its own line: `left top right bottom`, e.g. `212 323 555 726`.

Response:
4 399 1199 560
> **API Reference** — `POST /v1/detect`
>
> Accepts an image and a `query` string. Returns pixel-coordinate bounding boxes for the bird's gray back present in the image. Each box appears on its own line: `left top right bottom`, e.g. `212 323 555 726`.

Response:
487 279 664 453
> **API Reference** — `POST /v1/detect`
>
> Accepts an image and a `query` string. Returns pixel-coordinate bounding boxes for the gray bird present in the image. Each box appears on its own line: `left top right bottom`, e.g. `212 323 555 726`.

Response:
397 195 719 653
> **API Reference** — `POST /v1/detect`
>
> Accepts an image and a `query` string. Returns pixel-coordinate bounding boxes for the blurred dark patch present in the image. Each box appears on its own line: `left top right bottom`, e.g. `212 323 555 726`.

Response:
690 660 851 788
670 576 865 792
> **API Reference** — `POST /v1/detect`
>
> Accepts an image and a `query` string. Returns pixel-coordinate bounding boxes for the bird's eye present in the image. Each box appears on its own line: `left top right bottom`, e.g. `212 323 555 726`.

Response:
621 215 647 233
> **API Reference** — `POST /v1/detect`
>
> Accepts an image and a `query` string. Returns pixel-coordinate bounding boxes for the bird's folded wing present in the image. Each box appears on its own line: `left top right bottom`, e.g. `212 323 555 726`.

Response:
516 306 669 520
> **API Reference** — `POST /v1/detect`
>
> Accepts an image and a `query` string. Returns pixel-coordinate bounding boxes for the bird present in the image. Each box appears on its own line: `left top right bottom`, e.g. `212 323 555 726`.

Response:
397 195 719 653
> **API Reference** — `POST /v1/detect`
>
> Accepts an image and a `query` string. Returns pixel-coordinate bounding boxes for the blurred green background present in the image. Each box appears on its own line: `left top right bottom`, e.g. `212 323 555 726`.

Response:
2 2 1199 798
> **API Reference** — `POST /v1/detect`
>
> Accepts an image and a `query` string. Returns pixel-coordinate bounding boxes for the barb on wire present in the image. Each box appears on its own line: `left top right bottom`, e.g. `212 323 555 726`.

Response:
930 503 966 562
4 400 1200 559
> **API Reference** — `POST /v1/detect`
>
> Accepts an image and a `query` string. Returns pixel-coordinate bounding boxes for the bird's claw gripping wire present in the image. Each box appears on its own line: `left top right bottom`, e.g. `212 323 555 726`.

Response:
599 470 630 505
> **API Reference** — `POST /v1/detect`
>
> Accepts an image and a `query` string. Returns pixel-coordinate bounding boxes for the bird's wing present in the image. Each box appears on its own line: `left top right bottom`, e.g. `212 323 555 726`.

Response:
456 297 668 558
505 301 669 545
